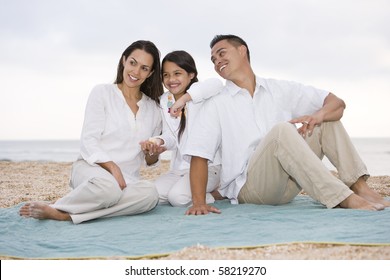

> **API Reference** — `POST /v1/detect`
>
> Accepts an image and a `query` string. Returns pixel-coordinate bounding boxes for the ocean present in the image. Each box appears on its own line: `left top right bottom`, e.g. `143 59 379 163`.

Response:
0 138 389 176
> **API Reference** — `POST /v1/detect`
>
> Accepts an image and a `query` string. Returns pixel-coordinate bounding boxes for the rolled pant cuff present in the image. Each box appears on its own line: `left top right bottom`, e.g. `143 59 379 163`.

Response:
325 189 354 209
344 168 370 187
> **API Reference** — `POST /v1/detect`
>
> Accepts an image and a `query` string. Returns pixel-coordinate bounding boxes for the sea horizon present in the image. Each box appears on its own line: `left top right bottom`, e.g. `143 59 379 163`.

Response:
0 138 389 176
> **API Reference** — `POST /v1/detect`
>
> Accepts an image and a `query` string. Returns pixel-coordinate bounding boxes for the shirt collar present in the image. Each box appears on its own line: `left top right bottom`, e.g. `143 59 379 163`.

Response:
225 76 266 96
114 84 147 106
138 92 148 106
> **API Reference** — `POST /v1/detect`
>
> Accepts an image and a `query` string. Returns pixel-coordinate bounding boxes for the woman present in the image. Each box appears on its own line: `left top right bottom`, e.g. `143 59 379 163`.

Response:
19 40 164 224
141 50 223 207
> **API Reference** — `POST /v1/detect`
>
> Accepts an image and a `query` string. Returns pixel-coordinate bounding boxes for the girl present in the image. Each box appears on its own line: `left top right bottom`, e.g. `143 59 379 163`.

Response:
141 50 223 207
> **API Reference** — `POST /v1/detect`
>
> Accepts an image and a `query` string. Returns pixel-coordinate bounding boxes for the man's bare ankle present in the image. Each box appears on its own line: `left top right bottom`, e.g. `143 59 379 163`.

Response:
338 194 381 211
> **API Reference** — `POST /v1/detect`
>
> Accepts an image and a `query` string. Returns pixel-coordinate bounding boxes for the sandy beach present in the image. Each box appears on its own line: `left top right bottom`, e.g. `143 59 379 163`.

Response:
1 160 389 259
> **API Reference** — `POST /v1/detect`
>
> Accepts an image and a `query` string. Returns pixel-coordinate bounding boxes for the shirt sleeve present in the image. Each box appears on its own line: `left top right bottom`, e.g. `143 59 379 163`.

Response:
182 98 221 163
187 78 223 103
152 110 177 150
79 85 112 165
271 79 329 118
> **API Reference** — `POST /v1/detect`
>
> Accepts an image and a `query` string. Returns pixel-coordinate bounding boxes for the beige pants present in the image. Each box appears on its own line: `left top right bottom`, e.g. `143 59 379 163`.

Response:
53 160 159 224
238 121 368 208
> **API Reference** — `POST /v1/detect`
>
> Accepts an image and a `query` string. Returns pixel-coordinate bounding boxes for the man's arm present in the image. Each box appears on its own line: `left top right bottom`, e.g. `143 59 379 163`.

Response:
316 92 346 122
290 92 346 137
185 156 221 215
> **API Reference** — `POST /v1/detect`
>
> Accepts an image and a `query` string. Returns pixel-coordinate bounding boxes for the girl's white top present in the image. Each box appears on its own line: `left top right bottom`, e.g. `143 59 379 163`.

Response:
156 78 223 171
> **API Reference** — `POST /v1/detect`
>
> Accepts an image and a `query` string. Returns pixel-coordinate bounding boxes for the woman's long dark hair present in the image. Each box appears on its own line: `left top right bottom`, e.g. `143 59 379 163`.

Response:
114 40 163 106
162 50 198 142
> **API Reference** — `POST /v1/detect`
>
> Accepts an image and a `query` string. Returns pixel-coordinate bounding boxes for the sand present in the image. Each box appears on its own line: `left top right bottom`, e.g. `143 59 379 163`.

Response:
1 160 389 260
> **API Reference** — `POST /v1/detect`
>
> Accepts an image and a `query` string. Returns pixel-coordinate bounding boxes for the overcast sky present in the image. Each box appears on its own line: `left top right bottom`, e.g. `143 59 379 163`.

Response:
1 0 389 140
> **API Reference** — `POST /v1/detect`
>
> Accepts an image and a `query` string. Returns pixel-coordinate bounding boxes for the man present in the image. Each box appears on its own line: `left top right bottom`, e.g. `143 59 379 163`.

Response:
183 34 389 215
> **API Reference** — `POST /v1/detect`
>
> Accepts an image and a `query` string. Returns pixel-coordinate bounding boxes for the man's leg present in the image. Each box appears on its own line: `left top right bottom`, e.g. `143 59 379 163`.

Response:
306 121 389 207
238 123 380 210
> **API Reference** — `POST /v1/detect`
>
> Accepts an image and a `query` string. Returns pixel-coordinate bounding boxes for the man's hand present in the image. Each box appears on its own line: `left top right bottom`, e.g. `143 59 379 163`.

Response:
289 114 322 138
185 204 221 215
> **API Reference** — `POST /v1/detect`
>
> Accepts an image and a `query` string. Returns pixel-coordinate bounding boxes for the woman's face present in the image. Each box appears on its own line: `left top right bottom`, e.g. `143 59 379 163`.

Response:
162 61 194 99
122 49 154 89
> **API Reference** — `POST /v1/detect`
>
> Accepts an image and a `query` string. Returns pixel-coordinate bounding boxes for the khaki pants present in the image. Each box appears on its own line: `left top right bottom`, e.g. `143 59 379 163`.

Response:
238 121 368 208
53 160 159 224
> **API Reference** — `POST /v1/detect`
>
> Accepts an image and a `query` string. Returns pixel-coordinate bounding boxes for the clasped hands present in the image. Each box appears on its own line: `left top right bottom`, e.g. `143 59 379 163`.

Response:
139 138 166 157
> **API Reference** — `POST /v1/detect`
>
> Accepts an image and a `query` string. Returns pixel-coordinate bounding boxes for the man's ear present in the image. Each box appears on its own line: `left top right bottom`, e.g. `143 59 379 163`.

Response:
238 45 247 58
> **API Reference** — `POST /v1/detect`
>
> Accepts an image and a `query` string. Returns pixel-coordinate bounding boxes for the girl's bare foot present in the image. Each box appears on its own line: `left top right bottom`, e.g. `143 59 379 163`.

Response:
19 202 71 221
338 193 384 211
351 177 390 207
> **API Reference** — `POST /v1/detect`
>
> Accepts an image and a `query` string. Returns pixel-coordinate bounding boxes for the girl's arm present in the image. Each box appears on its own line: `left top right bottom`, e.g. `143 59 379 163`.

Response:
170 78 223 117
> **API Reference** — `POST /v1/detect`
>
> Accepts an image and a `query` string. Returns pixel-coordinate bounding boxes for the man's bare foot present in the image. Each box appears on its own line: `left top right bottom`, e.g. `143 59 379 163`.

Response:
211 190 225 201
19 202 71 221
351 177 390 207
338 194 384 211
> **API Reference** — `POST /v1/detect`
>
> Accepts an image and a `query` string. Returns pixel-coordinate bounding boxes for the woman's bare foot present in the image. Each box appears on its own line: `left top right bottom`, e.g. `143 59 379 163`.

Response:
351 177 390 207
19 202 71 221
338 193 384 211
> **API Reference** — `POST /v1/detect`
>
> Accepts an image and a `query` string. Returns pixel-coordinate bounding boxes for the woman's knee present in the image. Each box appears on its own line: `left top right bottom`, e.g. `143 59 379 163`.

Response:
88 177 122 207
137 182 159 210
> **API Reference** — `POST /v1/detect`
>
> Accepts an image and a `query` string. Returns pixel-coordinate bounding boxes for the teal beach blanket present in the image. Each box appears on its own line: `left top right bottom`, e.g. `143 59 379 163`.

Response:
1 196 389 259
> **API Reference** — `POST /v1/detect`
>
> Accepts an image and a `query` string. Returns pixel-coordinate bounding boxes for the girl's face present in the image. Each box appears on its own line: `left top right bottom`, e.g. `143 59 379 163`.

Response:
122 49 154 89
162 61 195 99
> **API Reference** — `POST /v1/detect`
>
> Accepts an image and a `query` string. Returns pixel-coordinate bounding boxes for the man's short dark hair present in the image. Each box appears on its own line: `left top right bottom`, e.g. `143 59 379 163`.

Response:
210 34 250 62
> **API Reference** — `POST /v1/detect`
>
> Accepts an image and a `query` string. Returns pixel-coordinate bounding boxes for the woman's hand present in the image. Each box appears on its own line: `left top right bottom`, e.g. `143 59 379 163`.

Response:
97 161 127 190
140 138 166 156
139 138 166 165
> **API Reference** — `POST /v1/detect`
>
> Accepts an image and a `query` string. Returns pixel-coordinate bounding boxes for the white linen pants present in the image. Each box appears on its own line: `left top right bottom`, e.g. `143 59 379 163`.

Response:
238 121 368 208
156 165 221 207
53 160 159 224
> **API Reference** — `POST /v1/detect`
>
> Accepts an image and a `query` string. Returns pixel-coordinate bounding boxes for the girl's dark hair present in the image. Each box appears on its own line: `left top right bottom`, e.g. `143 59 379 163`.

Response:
162 50 198 142
210 34 250 62
114 40 163 106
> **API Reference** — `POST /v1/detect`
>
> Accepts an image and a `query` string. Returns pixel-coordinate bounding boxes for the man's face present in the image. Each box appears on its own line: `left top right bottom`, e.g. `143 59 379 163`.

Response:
211 39 243 80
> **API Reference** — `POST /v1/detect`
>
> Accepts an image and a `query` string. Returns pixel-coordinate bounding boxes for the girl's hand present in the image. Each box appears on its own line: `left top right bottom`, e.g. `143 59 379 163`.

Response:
170 99 186 118
169 92 191 118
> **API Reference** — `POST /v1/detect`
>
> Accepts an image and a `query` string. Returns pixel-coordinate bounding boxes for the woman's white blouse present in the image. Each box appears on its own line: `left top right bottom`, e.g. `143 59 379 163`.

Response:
79 84 162 183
